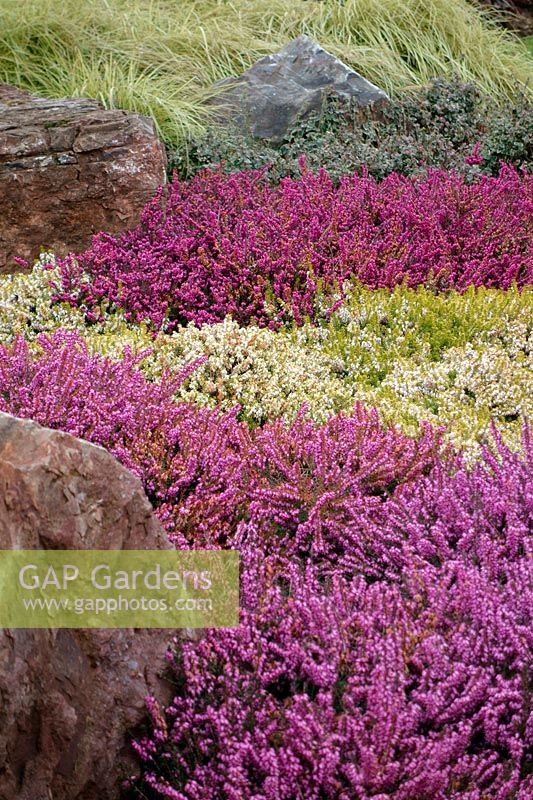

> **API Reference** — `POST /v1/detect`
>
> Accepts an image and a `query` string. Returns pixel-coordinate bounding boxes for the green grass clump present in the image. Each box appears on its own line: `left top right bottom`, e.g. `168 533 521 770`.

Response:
0 0 531 146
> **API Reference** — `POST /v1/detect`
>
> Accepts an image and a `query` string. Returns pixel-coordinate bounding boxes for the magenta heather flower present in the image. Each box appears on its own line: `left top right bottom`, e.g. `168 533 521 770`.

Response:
0 332 531 798
54 164 533 330
130 554 532 799
0 332 442 550
128 430 532 800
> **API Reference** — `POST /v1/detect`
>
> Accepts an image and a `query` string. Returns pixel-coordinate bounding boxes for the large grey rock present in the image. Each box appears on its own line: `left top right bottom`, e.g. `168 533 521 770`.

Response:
211 35 389 142
0 412 172 800
0 85 167 274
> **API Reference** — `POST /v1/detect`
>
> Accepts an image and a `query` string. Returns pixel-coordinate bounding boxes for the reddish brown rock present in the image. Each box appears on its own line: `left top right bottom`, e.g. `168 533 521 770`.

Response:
475 0 533 34
0 412 173 800
0 85 167 273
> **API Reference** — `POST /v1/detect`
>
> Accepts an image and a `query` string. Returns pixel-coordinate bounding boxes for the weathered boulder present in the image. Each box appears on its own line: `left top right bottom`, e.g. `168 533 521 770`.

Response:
0 85 167 274
0 412 172 800
210 35 389 142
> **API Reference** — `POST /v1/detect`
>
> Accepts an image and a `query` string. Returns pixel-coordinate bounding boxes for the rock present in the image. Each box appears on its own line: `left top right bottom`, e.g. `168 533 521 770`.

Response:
475 0 533 35
0 85 167 274
0 412 172 800
210 35 389 142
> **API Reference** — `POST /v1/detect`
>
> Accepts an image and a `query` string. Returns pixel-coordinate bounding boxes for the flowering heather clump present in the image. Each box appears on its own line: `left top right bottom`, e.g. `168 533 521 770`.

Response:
0 332 442 548
55 165 533 329
2 265 530 456
129 431 532 800
0 332 531 797
373 342 532 443
0 331 248 545
134 566 533 800
136 318 352 424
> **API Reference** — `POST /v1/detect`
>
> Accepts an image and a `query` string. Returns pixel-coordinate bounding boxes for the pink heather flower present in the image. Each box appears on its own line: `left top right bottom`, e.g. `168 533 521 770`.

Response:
53 165 533 330
465 142 485 166
0 333 531 798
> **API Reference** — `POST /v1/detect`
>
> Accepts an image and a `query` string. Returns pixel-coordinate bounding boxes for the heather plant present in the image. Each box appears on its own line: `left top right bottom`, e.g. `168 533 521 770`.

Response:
136 568 532 799
371 342 532 445
1 264 530 456
172 80 533 182
313 283 533 385
0 255 135 345
0 331 443 548
312 284 533 455
127 428 533 800
1 331 531 797
55 165 533 330
136 318 352 424
0 255 82 342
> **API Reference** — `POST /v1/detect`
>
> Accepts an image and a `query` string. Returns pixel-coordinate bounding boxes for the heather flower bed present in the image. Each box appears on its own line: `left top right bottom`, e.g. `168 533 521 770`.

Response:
53 165 533 330
1 0 532 788
2 262 530 458
0 332 531 799
132 524 532 799
1 150 532 798
0 331 443 546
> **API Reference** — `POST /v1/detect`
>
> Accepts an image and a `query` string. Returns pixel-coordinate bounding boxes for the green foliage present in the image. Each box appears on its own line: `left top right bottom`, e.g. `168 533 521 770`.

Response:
171 80 533 180
0 0 532 148
316 283 533 388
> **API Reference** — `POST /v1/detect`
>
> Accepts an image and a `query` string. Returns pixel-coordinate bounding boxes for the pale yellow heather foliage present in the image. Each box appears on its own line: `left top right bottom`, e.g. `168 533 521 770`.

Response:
0 257 85 343
365 344 532 458
305 284 533 385
0 262 531 458
90 318 354 424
